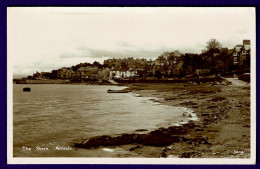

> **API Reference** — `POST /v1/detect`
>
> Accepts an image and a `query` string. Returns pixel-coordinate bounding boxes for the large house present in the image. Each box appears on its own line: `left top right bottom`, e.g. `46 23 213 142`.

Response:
65 69 75 79
110 68 138 79
225 40 250 70
75 66 91 79
232 40 250 65
58 67 75 79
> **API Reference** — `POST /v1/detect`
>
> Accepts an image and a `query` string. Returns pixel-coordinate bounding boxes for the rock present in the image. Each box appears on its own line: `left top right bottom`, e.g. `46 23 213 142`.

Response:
180 152 192 158
161 151 167 158
129 145 143 151
166 145 174 150
162 148 167 152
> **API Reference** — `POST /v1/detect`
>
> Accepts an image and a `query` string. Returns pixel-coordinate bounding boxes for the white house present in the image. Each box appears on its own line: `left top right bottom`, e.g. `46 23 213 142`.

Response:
110 68 138 79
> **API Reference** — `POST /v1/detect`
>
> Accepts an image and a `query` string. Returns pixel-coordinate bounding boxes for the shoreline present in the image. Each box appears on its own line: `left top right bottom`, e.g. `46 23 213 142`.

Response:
73 81 250 158
126 82 250 158
130 92 199 127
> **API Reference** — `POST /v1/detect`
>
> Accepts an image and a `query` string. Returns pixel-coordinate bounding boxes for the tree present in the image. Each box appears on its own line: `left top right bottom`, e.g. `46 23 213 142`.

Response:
50 70 59 79
154 70 162 79
93 61 101 67
167 50 182 66
181 53 196 75
201 39 223 72
160 52 171 60
157 54 167 64
205 39 222 51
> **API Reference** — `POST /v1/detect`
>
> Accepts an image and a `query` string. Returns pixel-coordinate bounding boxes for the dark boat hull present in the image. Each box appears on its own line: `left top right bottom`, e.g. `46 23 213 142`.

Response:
107 90 128 93
23 87 31 92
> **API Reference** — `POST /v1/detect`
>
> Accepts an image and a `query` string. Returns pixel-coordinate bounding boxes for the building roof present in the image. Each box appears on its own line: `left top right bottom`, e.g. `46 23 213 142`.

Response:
227 49 234 55
234 45 243 52
220 48 228 52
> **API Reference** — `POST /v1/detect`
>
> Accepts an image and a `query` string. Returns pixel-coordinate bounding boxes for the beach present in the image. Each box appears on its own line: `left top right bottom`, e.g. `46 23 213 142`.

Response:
75 79 251 158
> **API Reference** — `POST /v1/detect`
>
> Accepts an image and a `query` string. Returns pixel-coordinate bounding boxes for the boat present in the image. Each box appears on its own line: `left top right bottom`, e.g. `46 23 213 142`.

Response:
107 89 129 93
23 87 31 92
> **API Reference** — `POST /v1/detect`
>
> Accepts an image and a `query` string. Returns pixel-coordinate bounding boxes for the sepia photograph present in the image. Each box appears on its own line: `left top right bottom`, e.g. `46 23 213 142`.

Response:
7 7 256 164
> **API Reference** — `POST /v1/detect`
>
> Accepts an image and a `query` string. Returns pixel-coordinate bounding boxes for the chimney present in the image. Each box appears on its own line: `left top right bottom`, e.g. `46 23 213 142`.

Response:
243 40 250 45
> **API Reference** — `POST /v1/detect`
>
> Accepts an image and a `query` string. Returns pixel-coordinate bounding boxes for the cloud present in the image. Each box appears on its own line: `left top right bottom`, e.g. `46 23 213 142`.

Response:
59 53 87 59
75 46 180 59
8 7 255 75
116 41 133 48
237 28 249 35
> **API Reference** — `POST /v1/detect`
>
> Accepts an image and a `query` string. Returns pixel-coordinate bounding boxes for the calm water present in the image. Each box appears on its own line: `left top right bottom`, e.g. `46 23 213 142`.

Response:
13 84 192 157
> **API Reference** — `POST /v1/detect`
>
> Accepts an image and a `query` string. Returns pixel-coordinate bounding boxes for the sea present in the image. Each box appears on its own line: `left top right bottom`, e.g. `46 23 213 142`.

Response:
13 84 195 157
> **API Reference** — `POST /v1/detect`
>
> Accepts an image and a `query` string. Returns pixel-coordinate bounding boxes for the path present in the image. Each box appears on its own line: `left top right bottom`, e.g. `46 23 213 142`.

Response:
108 79 119 85
225 78 249 86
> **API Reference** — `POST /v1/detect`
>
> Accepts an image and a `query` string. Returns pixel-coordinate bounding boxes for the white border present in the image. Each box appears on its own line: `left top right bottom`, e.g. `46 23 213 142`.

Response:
7 7 256 164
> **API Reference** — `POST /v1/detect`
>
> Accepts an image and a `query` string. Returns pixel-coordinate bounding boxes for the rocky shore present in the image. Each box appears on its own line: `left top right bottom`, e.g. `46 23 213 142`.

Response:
73 79 251 158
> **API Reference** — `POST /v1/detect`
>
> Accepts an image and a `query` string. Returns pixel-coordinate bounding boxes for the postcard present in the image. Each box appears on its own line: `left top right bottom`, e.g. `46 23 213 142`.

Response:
7 7 256 164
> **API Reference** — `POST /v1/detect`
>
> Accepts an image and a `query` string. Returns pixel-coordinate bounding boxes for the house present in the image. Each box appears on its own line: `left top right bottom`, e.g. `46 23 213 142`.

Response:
224 40 250 70
65 69 75 79
232 40 250 65
98 68 110 79
241 40 250 65
40 72 51 79
75 67 90 79
32 71 41 79
110 68 138 79
233 45 243 65
75 66 99 79
57 67 75 79
58 67 69 79
172 60 184 76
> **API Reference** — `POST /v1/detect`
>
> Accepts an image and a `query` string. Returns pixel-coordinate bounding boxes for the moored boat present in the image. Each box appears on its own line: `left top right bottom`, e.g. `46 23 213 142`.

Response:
23 87 31 92
107 89 128 93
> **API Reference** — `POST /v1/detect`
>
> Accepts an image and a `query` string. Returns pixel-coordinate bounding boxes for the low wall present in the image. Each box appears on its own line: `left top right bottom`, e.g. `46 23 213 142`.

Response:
114 76 223 83
16 79 68 84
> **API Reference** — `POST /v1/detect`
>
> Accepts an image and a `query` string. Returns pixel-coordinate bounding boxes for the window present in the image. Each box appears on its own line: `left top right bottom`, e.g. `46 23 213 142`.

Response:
242 50 248 55
242 55 247 61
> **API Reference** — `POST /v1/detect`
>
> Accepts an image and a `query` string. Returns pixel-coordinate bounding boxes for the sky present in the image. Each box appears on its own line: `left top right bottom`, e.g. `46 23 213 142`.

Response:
8 7 255 76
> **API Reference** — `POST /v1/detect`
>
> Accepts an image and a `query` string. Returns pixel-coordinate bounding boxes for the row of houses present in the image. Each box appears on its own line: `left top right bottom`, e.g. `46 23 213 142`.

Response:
56 67 110 79
195 39 250 75
32 40 250 80
56 67 138 79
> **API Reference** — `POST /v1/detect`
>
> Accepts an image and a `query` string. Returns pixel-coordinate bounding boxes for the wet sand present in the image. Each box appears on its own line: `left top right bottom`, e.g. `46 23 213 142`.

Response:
74 80 251 158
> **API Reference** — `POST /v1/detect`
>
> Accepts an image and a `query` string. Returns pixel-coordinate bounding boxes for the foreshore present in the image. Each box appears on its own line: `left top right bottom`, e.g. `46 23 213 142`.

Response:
74 80 251 158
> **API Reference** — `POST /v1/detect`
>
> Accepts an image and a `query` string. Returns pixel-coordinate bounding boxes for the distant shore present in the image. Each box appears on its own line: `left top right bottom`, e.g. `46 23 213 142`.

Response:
74 80 250 158
14 75 224 85
14 79 114 85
